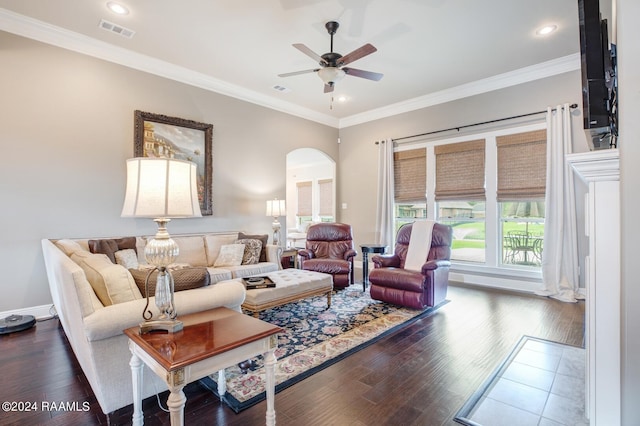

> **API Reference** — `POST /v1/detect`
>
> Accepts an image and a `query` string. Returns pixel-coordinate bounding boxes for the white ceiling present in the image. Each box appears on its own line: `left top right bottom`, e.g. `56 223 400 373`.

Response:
0 1 600 128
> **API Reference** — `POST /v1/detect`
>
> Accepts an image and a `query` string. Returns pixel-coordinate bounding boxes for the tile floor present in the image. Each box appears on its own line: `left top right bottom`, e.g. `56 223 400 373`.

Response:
459 337 588 426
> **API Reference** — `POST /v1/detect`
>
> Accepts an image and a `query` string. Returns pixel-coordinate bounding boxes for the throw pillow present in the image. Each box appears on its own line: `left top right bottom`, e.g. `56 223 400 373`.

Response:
114 249 139 269
88 237 137 264
235 239 262 265
129 267 210 297
70 251 142 306
237 232 269 262
213 244 245 267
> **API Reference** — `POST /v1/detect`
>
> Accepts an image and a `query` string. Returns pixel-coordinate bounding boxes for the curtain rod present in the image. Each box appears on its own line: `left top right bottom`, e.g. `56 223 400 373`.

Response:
389 103 578 143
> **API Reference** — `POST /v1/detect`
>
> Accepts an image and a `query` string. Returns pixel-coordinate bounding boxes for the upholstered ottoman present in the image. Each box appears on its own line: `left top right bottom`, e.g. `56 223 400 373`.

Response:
240 269 333 317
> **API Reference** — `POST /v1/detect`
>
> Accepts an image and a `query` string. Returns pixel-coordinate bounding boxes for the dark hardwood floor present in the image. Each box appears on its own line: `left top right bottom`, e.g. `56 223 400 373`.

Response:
0 284 584 426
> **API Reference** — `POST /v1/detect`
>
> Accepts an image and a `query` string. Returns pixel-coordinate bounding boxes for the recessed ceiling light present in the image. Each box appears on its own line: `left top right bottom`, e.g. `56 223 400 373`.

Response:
107 2 129 15
337 95 348 103
536 24 557 36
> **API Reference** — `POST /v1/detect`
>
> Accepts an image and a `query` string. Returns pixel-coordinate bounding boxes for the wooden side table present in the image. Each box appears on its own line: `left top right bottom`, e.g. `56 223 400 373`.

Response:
124 308 283 426
281 247 299 269
360 244 387 291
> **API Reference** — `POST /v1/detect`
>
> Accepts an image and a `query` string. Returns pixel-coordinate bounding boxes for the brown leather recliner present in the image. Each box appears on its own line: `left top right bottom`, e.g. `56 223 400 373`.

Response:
298 223 357 289
369 222 452 309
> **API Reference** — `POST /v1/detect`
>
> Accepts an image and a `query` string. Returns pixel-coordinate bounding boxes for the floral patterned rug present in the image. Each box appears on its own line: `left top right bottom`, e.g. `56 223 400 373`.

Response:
200 284 446 412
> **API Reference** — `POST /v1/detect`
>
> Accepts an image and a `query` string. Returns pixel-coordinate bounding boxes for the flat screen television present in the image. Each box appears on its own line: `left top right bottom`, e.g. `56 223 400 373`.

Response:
577 0 617 149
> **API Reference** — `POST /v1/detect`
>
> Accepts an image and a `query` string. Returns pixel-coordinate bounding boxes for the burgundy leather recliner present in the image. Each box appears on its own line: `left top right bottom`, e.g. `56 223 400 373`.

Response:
369 222 452 309
298 223 357 289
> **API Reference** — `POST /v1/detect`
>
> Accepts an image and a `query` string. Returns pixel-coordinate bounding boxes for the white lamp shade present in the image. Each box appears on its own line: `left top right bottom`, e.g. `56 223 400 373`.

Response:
266 199 286 217
121 157 202 218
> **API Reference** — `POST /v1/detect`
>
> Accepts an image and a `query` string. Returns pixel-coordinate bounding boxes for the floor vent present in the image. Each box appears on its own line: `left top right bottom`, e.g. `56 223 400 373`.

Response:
99 19 135 39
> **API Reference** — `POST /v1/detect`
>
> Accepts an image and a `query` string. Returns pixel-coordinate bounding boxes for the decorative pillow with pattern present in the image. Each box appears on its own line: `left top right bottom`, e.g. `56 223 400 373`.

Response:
237 232 269 262
213 244 246 267
114 249 139 269
235 238 263 265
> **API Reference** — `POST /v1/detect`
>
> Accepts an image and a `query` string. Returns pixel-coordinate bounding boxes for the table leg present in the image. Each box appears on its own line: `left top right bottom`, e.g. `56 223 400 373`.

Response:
166 387 186 426
362 252 369 291
217 369 226 400
166 369 187 426
264 348 277 426
129 353 144 426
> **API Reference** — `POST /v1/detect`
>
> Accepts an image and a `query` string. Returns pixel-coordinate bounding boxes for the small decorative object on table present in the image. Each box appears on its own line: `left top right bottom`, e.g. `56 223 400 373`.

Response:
243 276 276 290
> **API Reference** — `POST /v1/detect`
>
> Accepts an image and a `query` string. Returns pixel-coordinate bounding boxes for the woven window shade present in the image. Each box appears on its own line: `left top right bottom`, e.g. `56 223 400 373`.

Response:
496 130 547 201
318 179 333 216
394 148 426 202
296 181 312 216
435 140 486 201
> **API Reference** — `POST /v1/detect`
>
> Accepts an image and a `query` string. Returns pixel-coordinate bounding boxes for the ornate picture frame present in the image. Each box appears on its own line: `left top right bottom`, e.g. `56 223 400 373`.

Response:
134 110 213 215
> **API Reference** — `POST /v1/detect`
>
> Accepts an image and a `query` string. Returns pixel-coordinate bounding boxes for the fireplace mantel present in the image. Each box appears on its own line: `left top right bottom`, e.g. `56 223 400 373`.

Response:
567 148 620 425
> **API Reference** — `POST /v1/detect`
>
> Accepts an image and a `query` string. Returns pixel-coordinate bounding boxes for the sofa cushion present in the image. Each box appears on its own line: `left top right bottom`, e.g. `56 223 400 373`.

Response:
172 236 208 267
236 238 262 265
129 267 211 297
237 232 269 262
54 239 86 256
205 267 234 283
114 249 139 269
214 244 245 267
88 237 137 264
225 262 279 278
70 251 142 306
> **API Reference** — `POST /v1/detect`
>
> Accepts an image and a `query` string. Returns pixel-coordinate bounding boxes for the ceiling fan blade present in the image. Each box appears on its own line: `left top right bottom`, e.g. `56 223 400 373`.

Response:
343 67 384 81
278 69 320 78
324 83 334 93
293 43 328 65
338 43 377 66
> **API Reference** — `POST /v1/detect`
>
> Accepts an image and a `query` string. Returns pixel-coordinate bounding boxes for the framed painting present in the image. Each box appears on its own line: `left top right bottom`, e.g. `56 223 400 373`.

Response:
134 110 213 215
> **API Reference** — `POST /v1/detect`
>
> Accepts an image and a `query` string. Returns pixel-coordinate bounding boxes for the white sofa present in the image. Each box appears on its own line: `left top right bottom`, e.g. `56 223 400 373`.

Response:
41 232 282 415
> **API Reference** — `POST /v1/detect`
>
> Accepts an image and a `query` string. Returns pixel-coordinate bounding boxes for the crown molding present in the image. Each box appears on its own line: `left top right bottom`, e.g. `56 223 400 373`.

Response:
0 8 340 128
1 8 580 130
339 53 581 128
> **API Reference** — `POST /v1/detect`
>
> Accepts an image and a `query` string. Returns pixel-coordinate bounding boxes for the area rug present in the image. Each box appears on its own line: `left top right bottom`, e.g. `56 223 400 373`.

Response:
200 286 446 413
454 335 586 426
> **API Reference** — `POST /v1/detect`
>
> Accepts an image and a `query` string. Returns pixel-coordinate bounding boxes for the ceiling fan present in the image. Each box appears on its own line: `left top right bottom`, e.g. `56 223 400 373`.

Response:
278 21 383 93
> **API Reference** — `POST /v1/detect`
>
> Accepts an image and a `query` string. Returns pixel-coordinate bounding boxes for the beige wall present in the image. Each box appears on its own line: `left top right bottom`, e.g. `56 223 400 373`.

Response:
0 31 338 312
337 71 589 254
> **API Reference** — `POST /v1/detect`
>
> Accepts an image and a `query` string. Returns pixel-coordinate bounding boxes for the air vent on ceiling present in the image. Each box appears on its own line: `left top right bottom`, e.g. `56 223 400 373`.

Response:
99 19 135 39
273 85 292 93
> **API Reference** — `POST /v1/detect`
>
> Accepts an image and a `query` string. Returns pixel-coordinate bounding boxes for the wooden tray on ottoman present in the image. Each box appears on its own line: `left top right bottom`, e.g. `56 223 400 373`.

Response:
241 269 333 317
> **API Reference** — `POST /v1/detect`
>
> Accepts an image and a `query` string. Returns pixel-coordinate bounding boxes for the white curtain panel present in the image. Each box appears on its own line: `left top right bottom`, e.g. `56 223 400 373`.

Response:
537 104 581 302
375 139 395 249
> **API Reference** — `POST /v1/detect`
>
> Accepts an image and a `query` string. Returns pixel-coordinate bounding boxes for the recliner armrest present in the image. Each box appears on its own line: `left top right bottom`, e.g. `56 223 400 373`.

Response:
372 254 400 268
298 249 314 260
421 259 451 273
344 249 357 261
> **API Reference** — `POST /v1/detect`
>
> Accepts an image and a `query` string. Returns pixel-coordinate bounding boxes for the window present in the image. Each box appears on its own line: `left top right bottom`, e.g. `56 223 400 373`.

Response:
496 130 547 267
435 140 486 263
390 124 547 275
295 179 334 225
394 148 427 231
318 178 334 220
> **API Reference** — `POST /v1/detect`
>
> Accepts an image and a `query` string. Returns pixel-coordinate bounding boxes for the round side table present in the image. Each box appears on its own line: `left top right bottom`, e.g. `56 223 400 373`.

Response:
360 244 387 291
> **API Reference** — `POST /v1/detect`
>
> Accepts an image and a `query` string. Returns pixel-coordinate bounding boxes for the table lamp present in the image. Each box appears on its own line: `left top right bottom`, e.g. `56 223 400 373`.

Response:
121 157 202 333
265 198 286 246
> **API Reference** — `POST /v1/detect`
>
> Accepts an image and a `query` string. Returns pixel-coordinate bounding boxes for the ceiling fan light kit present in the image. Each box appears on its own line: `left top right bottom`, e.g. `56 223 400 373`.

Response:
318 67 345 85
279 20 383 94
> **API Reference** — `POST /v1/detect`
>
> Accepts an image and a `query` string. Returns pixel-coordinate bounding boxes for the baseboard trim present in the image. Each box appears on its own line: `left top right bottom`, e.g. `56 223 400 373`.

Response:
0 304 56 321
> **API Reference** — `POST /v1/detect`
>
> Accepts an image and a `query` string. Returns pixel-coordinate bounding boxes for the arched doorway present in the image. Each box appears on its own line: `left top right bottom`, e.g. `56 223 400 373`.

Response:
285 148 336 248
